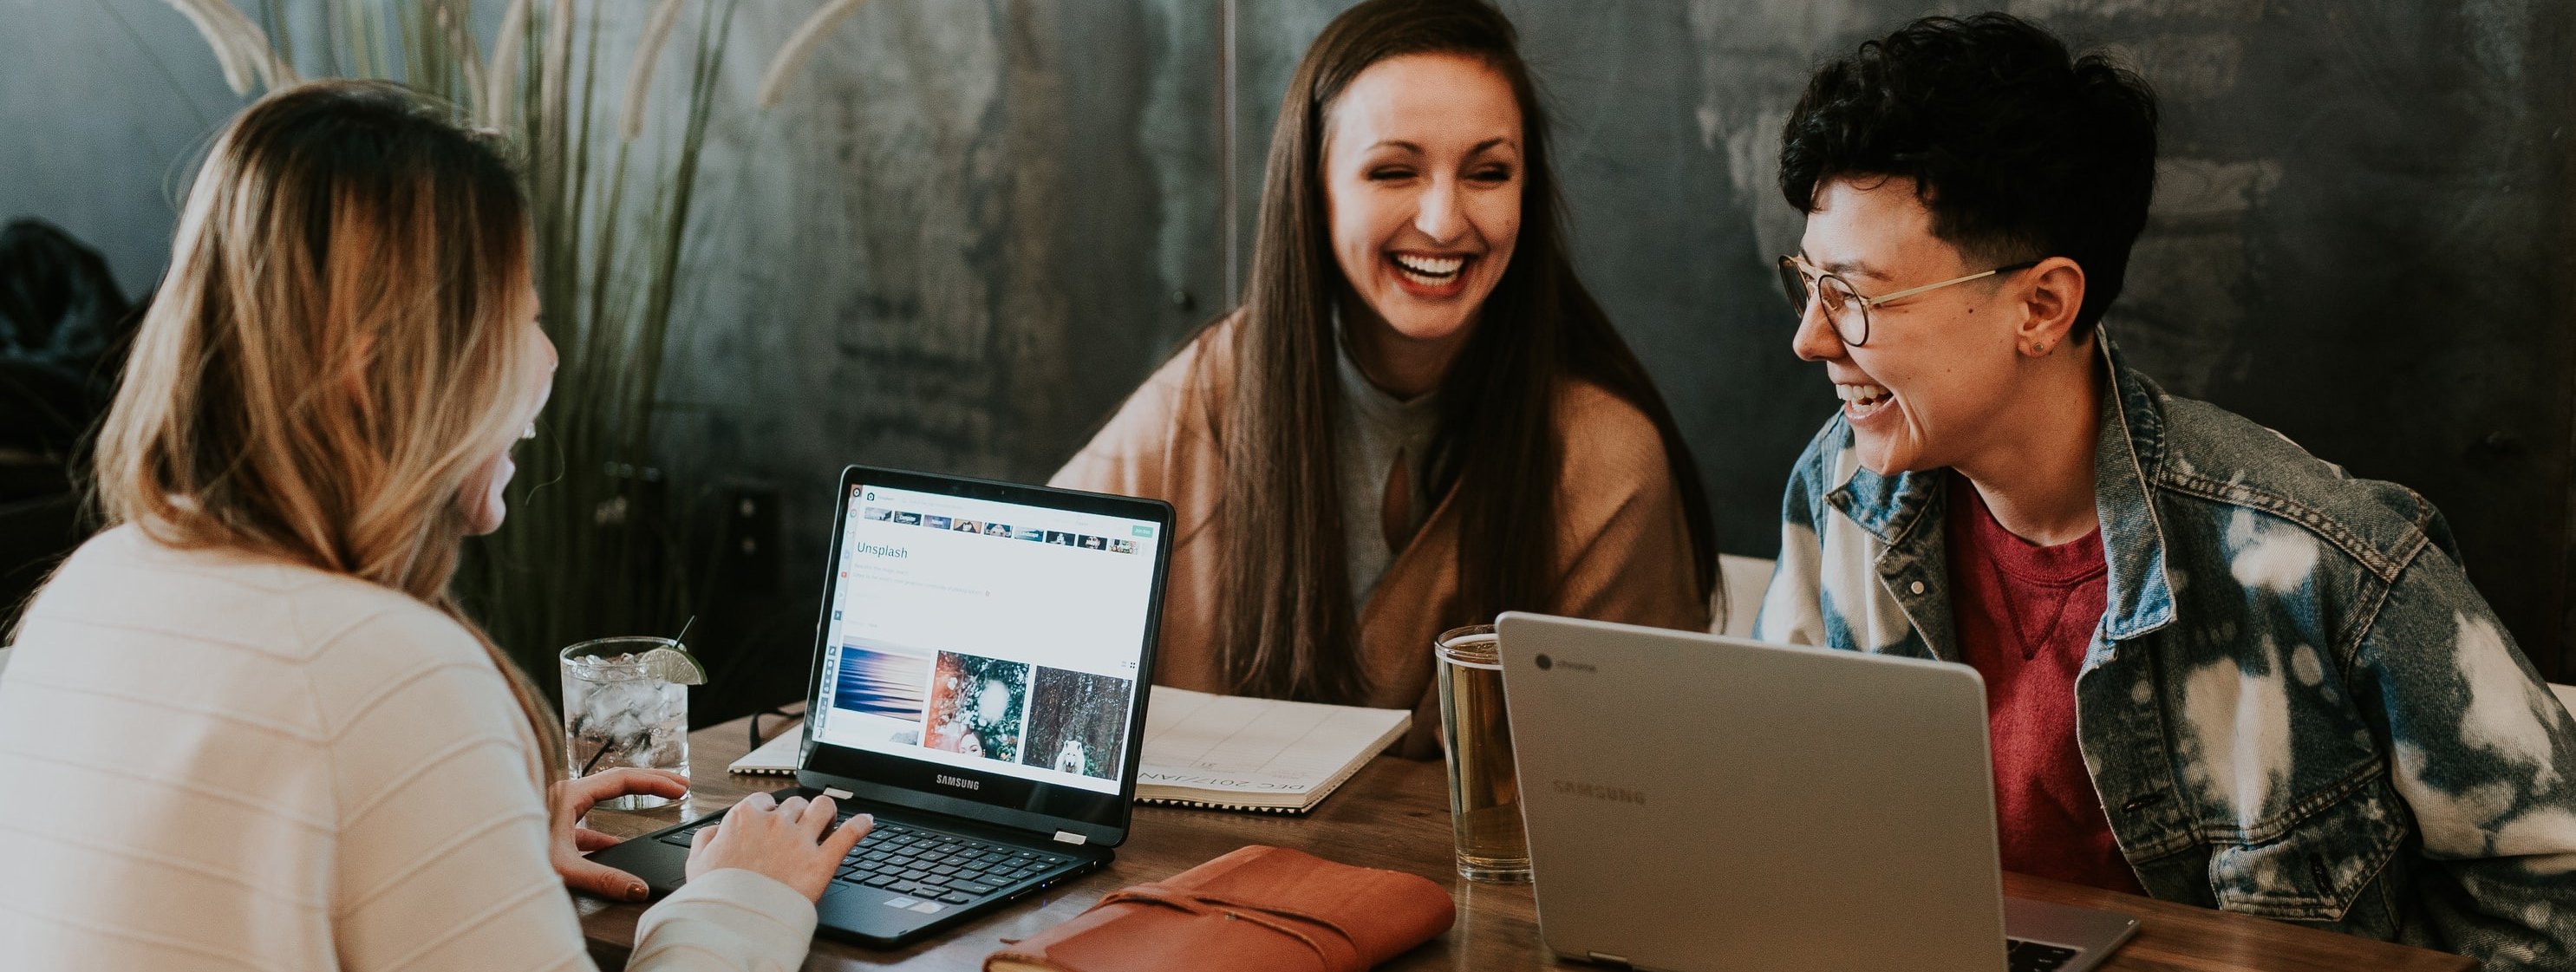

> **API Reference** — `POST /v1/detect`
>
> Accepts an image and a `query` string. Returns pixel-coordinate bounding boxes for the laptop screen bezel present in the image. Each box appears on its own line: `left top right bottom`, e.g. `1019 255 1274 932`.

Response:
794 464 1172 846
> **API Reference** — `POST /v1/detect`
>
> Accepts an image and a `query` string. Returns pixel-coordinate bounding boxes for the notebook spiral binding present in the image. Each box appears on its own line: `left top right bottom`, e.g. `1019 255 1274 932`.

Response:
1136 797 1310 815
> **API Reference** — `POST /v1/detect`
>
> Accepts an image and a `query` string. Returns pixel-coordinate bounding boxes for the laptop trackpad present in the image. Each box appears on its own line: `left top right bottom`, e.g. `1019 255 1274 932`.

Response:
2003 896 2139 970
594 832 692 896
818 883 952 936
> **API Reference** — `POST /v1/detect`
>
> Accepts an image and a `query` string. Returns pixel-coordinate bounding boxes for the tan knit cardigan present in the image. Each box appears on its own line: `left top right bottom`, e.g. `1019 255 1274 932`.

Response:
1052 319 1711 757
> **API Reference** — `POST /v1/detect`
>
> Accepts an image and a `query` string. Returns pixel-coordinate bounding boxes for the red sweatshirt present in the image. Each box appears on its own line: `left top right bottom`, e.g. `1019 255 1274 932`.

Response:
1945 473 2144 895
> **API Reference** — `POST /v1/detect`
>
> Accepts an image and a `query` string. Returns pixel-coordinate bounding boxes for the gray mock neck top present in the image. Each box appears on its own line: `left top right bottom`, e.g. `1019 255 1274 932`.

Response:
1332 330 1444 604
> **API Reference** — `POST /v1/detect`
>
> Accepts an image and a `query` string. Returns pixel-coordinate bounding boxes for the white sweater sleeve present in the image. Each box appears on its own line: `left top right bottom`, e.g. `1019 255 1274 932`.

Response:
315 608 817 972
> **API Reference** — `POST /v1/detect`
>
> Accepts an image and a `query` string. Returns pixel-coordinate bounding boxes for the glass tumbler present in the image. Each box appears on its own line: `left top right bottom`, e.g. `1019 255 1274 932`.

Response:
560 636 691 810
1436 624 1530 883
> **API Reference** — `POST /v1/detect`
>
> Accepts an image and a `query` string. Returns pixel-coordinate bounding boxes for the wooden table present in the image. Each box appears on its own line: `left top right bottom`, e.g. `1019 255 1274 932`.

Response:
577 713 2475 972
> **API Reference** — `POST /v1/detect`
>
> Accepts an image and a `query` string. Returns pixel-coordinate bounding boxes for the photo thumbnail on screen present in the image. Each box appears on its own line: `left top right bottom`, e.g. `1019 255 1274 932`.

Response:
927 651 1029 763
831 642 932 746
1020 668 1134 780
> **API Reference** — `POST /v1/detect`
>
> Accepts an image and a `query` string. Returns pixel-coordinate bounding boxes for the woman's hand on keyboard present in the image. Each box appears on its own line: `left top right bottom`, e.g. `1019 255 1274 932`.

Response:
686 791 875 901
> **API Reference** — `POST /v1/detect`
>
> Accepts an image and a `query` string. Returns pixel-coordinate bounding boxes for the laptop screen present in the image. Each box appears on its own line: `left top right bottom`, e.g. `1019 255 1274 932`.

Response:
810 480 1160 798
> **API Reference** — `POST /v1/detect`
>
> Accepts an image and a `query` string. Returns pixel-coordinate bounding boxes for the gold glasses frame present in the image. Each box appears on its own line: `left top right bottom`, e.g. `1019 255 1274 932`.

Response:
1777 254 2042 347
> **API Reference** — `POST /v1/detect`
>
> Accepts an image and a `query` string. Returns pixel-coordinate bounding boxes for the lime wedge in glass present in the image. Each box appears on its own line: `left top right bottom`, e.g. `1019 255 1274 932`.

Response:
639 645 708 686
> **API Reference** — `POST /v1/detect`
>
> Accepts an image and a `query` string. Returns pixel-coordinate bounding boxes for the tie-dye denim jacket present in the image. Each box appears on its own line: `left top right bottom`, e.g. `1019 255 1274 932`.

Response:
1752 338 2576 969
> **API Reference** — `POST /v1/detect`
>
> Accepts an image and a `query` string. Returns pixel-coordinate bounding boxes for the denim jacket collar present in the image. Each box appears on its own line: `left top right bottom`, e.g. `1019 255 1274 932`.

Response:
1823 335 2176 646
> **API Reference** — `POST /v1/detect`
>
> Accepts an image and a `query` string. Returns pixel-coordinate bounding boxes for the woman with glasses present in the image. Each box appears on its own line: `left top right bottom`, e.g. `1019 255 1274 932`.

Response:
1053 0 1716 756
1753 16 2576 966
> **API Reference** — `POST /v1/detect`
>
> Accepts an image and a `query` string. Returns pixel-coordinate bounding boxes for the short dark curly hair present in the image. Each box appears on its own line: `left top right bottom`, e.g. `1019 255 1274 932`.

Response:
1779 13 2159 339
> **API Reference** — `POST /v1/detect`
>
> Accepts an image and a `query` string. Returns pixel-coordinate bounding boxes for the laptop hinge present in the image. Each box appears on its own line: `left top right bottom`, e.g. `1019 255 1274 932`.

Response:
1052 830 1089 845
823 786 853 800
1586 952 1631 969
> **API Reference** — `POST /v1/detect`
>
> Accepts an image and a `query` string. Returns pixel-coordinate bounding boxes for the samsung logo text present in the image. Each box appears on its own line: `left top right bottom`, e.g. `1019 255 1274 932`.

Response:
1554 780 1647 805
935 774 981 791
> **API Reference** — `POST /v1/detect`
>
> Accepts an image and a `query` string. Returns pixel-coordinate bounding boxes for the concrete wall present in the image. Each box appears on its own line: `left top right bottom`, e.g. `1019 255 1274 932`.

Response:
0 0 250 297
655 1 1223 702
5 0 2571 682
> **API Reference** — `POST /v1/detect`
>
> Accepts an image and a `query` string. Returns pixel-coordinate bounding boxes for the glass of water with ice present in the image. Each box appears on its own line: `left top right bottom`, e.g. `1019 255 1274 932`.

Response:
559 636 700 809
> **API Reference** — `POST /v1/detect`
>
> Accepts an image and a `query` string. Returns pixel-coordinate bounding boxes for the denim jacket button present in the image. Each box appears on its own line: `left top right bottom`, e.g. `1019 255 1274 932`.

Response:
1910 581 1926 595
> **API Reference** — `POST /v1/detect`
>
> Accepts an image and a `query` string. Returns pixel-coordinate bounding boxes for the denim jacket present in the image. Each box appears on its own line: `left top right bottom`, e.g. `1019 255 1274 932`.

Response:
1752 337 2576 969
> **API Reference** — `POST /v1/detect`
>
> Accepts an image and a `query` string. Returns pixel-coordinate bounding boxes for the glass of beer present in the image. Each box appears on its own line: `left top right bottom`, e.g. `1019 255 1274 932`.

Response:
1436 624 1529 883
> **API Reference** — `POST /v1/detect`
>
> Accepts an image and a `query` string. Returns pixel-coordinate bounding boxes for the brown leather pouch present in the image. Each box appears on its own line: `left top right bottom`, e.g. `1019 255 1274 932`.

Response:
984 845 1454 972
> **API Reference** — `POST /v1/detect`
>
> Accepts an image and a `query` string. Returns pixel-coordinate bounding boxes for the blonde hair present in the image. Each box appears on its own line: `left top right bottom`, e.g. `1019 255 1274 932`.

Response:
94 79 564 786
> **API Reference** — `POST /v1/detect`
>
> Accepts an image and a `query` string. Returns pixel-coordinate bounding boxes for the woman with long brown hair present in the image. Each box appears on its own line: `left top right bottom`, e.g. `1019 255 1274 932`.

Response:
0 81 864 970
1055 0 1716 755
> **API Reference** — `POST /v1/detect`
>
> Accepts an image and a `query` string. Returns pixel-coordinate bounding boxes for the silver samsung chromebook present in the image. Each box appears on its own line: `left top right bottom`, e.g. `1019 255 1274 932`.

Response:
1495 612 2138 972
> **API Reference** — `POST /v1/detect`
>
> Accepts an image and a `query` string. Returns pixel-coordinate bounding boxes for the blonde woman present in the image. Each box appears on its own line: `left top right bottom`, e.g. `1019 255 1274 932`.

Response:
0 81 867 970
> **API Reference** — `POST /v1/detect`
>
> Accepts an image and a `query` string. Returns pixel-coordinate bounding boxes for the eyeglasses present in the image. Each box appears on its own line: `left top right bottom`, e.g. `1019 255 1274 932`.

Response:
1777 255 2041 347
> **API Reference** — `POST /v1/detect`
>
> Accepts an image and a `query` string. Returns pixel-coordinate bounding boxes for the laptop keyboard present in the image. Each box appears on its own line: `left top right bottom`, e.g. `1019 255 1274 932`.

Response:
656 815 1075 907
2005 938 2082 972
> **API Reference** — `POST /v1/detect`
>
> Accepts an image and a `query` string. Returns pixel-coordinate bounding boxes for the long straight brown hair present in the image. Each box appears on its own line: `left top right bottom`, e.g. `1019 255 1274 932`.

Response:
88 80 564 786
1219 0 1717 703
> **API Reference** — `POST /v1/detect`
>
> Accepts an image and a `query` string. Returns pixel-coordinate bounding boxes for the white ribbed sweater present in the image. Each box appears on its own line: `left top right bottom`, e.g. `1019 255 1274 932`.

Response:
0 525 816 971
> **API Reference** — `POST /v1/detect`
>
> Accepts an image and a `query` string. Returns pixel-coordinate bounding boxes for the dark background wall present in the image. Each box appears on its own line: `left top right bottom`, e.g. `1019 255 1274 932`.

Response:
4 0 2570 705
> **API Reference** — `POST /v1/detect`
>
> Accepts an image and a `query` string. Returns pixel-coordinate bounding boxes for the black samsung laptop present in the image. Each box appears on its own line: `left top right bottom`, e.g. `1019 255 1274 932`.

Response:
589 465 1174 946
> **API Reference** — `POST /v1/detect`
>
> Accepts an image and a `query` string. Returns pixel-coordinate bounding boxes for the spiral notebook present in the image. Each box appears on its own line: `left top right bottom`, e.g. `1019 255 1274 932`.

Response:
732 687 1409 815
1131 687 1409 814
728 725 806 775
